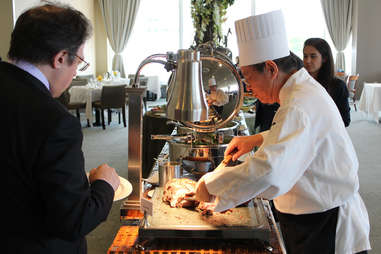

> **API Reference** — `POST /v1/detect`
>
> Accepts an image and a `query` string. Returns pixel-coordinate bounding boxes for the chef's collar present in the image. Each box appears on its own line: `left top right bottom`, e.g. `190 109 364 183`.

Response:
279 68 310 105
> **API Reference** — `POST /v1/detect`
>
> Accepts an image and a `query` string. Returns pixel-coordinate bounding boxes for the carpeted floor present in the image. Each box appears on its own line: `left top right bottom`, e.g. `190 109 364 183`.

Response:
347 108 381 253
81 103 380 254
82 124 129 254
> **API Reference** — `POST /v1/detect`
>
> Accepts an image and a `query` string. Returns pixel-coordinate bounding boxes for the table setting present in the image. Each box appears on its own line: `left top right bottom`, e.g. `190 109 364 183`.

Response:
68 73 130 126
68 73 161 127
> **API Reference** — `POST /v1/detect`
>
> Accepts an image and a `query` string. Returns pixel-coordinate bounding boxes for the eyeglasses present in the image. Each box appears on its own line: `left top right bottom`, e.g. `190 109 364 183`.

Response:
75 55 90 72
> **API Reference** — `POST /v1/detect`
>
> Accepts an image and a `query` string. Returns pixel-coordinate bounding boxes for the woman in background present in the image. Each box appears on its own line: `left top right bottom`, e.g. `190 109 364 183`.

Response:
303 38 351 126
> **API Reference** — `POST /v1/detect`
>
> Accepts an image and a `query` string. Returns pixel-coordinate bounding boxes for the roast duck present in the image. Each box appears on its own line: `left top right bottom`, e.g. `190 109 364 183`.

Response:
162 178 221 215
162 155 237 215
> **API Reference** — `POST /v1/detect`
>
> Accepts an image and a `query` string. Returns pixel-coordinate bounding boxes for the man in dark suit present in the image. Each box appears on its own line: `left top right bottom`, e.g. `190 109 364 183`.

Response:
1 3 120 254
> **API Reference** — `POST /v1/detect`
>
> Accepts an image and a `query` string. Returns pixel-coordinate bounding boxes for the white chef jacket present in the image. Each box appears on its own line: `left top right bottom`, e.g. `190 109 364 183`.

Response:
209 88 229 106
203 68 370 253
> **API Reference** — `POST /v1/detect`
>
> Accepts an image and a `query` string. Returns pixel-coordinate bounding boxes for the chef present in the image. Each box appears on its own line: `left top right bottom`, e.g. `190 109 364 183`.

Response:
206 75 229 116
195 10 370 254
207 75 229 107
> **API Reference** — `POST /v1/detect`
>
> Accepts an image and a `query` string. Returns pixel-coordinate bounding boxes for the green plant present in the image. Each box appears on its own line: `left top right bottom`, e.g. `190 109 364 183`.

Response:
191 0 235 46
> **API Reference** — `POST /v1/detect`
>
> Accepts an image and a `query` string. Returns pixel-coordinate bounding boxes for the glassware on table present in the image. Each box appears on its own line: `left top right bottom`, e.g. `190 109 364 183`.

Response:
112 70 121 80
103 72 112 81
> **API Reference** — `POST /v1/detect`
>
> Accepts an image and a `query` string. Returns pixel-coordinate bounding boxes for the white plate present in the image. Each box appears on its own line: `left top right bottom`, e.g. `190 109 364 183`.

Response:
86 172 132 201
114 176 132 201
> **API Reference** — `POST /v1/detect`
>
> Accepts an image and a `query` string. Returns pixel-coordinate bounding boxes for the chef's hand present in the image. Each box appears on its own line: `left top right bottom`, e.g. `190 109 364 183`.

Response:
89 163 120 191
224 134 263 161
195 177 213 202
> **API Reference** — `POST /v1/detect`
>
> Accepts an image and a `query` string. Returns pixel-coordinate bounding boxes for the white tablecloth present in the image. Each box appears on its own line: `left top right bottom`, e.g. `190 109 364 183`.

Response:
101 78 129 86
131 75 161 100
146 76 161 99
358 82 381 123
69 78 129 124
69 85 102 125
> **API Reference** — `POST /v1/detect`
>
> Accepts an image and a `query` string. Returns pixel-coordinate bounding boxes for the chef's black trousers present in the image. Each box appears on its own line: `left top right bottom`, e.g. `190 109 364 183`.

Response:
277 207 367 254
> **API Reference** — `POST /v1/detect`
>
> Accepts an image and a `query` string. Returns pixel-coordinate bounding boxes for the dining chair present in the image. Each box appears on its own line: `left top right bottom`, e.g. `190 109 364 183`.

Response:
56 89 88 125
71 78 88 86
93 85 127 130
335 71 346 81
57 78 88 117
346 74 360 111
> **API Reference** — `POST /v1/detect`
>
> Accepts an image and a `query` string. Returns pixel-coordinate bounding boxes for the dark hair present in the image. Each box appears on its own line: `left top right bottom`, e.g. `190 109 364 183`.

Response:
250 51 304 74
303 38 335 94
8 2 92 65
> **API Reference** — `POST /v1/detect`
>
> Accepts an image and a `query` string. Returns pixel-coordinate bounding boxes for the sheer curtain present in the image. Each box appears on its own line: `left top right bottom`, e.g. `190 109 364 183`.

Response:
320 0 353 72
98 0 140 78
122 0 191 84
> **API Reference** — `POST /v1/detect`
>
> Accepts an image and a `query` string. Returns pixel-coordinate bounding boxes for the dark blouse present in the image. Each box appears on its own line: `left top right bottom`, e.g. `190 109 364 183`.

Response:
254 100 280 132
329 78 351 127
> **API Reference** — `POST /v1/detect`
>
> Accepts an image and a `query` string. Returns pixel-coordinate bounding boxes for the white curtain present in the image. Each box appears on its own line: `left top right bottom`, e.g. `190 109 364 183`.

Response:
320 0 353 72
98 0 140 78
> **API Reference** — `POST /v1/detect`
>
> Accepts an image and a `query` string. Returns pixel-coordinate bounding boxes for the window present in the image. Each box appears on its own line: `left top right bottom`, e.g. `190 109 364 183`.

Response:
223 0 352 71
121 0 352 81
223 0 254 64
122 0 193 84
254 0 328 58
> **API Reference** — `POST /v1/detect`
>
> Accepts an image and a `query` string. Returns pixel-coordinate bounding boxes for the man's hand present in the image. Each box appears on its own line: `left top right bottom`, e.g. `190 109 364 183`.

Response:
89 163 120 191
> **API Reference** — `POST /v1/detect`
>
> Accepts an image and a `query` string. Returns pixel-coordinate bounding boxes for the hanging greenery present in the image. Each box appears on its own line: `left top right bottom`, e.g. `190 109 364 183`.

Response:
191 0 235 47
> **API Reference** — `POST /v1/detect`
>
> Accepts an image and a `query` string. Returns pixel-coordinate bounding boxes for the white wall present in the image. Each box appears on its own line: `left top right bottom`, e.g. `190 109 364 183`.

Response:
65 0 96 76
13 0 39 20
0 0 14 60
354 0 381 97
94 0 109 76
10 0 99 76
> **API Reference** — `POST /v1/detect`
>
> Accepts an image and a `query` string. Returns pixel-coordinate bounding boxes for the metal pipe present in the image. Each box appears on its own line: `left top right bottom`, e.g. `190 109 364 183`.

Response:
133 54 167 87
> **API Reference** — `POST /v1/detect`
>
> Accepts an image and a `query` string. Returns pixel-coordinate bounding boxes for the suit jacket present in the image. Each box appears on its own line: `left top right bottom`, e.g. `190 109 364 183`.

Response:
1 61 114 254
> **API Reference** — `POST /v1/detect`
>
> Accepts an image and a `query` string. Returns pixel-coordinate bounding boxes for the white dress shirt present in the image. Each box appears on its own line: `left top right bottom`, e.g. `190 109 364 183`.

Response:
203 68 370 253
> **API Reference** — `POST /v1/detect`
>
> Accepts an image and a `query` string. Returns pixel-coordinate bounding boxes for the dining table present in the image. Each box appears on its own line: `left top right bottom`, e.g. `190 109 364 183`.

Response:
358 82 381 123
69 79 129 126
68 76 161 126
